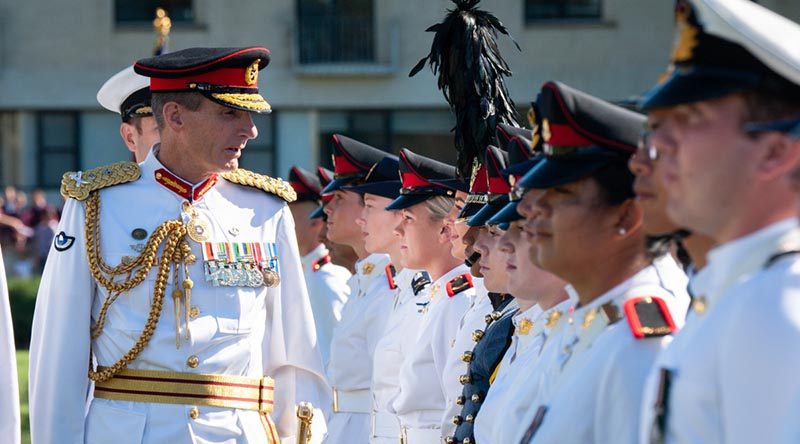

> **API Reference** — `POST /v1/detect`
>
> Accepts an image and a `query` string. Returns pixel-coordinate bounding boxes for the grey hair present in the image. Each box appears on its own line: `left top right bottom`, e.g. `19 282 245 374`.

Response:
150 92 204 129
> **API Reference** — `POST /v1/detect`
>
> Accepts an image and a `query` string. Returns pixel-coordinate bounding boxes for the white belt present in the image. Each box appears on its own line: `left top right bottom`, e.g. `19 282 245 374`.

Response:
332 388 372 413
371 411 401 438
400 426 441 444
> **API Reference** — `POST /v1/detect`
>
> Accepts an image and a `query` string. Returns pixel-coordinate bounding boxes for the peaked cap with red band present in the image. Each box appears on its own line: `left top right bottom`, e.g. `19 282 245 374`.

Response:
320 134 392 195
385 149 457 211
288 166 322 202
496 123 532 150
518 81 645 190
310 167 335 219
468 145 512 227
134 46 272 113
455 159 489 221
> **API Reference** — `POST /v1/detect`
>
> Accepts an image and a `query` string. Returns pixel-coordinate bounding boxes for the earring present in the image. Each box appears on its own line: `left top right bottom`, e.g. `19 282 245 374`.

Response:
617 227 627 236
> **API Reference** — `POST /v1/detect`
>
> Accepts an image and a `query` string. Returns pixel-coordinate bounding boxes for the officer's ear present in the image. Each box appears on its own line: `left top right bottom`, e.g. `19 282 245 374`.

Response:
163 102 183 131
119 123 138 154
614 198 643 240
754 132 800 182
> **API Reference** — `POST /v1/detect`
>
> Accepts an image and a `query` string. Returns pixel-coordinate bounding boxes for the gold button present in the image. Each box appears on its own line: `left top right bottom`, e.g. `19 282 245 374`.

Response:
459 374 471 385
491 310 502 321
466 414 474 423
456 395 465 406
452 415 463 425
461 351 474 363
472 330 484 342
187 355 200 368
189 306 200 319
484 314 494 324
464 438 473 444
445 438 455 444
189 406 199 419
471 393 481 403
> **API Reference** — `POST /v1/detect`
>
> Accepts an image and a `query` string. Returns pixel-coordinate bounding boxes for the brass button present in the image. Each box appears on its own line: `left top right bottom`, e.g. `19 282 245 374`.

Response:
472 330 484 342
471 393 481 403
461 351 473 363
456 395 465 406
459 374 471 385
484 313 494 324
491 310 502 321
452 415 463 425
465 414 474 423
464 438 473 444
187 355 200 368
189 306 200 319
445 438 455 444
189 406 199 419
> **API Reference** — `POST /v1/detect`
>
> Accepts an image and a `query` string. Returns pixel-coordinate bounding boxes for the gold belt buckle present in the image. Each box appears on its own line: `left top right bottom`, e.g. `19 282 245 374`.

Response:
400 426 408 444
258 376 274 413
332 388 340 413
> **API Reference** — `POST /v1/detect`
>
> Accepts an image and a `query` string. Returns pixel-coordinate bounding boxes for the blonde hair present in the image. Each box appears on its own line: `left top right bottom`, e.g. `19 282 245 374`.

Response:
424 195 454 220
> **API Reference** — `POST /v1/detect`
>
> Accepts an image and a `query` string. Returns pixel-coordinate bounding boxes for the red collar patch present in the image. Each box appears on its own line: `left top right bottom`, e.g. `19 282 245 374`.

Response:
385 264 397 290
623 296 677 339
446 273 473 297
155 168 218 201
311 254 331 272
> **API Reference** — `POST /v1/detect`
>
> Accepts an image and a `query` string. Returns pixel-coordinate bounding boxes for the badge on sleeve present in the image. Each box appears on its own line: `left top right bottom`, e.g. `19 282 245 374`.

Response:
623 296 677 339
54 231 75 252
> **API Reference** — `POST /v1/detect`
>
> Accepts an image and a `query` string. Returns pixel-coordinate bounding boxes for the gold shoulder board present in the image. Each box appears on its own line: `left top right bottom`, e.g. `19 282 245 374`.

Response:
60 161 141 201
221 168 297 203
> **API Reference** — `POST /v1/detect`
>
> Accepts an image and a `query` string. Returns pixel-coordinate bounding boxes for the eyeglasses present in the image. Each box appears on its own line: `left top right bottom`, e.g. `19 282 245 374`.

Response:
637 130 660 161
743 118 800 137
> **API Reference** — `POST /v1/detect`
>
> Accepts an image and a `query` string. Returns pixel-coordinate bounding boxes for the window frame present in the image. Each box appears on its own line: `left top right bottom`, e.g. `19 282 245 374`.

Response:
524 0 604 25
36 111 81 190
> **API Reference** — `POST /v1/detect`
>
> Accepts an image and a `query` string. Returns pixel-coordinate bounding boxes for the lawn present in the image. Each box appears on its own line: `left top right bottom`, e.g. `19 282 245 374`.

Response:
17 350 29 444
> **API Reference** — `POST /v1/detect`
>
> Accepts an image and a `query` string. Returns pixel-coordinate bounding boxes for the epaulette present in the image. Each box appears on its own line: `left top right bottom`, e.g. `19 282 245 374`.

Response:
311 254 331 272
60 161 141 201
446 273 473 297
221 168 297 203
385 264 397 290
411 271 431 296
623 296 677 339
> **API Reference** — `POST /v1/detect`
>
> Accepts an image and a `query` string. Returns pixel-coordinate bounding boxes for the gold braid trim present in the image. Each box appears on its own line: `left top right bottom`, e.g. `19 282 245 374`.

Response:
210 93 272 111
222 168 297 203
61 161 141 201
83 191 196 383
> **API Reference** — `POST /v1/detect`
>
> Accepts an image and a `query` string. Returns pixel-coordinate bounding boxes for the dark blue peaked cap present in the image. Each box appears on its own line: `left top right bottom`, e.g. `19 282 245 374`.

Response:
321 134 393 195
344 156 402 199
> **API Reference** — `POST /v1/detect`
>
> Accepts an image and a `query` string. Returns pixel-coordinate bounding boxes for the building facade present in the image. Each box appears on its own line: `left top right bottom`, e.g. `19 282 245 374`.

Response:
1 0 798 194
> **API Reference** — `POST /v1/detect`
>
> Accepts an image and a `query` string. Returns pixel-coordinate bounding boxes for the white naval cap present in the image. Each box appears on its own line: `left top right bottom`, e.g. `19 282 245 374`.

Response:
96 65 152 122
640 0 800 110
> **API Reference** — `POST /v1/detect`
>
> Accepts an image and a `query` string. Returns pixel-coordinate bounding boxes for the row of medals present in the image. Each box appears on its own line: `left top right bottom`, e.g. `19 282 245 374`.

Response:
184 203 280 288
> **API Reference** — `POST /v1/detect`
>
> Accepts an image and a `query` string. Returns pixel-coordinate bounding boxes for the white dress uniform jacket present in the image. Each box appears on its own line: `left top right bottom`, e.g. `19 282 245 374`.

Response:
370 268 426 444
476 298 573 444
641 219 800 444
0 246 20 444
512 255 689 444
300 244 351 366
324 253 394 444
29 152 331 444
392 265 474 443
439 278 492 438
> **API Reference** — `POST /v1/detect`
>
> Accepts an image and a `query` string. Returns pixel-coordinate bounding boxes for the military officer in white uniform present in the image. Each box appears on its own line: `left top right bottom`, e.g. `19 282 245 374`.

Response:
321 135 396 443
0 246 20 444
387 149 476 443
29 47 330 444
506 82 689 444
97 65 160 163
288 165 351 366
637 1 800 442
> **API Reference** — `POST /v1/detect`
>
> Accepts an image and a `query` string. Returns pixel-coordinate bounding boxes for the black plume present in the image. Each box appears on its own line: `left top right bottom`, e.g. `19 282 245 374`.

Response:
410 0 521 177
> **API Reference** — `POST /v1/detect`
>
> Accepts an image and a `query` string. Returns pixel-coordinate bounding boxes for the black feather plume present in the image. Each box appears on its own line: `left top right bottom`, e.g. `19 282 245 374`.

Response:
410 0 521 177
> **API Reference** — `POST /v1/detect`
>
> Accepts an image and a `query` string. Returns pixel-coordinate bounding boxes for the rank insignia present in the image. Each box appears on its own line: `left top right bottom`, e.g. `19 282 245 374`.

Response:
362 262 375 275
311 254 331 272
517 318 533 336
411 271 432 296
201 241 280 288
692 296 707 315
53 231 75 252
624 296 677 339
446 274 473 297
385 264 397 289
545 310 562 329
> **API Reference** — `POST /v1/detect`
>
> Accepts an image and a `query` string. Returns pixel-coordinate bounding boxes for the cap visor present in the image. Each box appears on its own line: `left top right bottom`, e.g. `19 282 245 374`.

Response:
638 68 756 110
344 181 401 199
309 205 325 219
457 202 486 220
206 92 272 114
502 157 542 178
486 200 523 225
468 198 508 227
321 177 359 195
385 194 430 211
518 157 608 190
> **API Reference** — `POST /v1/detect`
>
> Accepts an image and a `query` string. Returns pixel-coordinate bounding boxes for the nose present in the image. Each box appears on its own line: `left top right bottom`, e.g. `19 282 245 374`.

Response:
241 112 258 140
628 149 652 177
393 218 405 237
462 226 477 247
355 208 366 228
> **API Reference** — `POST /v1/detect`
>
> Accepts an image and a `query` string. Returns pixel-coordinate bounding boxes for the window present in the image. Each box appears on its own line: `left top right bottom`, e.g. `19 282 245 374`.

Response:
297 0 375 64
317 109 456 169
525 0 602 22
238 114 277 176
115 0 194 24
37 112 80 189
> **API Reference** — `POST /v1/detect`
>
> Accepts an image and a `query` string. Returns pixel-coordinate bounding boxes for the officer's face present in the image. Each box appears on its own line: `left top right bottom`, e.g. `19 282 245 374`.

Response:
628 142 681 236
520 178 622 281
473 225 508 293
461 226 483 276
122 116 160 163
647 95 767 240
324 190 365 248
499 220 566 305
357 194 403 257
445 191 469 261
181 99 258 176
395 203 447 270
